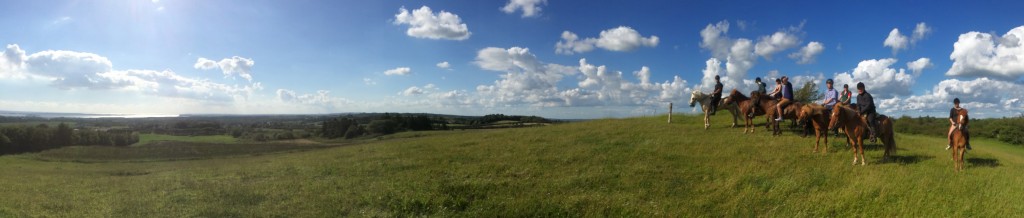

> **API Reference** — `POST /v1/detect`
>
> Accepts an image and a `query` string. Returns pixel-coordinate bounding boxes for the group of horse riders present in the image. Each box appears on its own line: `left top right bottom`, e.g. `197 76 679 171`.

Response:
707 74 971 150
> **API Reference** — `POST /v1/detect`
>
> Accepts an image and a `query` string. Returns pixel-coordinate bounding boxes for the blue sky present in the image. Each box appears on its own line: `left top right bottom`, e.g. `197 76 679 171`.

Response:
1 0 1024 119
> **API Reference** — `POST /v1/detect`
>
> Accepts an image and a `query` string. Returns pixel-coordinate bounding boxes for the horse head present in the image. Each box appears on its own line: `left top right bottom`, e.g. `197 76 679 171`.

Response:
797 104 813 124
689 90 702 107
828 104 843 131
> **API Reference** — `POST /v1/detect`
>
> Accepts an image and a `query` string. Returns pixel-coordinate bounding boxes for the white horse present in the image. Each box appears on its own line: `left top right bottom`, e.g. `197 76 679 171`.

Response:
689 90 739 129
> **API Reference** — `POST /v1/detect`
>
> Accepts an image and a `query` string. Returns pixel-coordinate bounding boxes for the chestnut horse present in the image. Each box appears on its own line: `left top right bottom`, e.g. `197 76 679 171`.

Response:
951 108 969 172
722 90 768 133
828 104 897 165
829 104 868 165
766 100 805 136
797 104 829 153
689 90 739 130
875 113 897 162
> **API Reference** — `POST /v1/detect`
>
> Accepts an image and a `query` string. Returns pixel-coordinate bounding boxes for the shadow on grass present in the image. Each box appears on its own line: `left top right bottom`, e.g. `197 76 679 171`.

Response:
967 157 1000 168
880 154 934 165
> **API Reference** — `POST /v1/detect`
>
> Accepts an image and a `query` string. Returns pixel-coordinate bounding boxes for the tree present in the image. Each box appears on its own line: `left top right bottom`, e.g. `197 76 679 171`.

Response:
794 81 824 104
55 123 74 147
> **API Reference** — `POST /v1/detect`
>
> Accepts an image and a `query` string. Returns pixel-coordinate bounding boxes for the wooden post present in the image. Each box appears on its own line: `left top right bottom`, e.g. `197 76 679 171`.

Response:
668 103 673 123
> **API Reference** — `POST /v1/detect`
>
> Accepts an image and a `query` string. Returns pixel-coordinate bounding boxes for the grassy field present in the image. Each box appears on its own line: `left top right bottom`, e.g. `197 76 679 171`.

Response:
135 133 238 145
0 114 1022 216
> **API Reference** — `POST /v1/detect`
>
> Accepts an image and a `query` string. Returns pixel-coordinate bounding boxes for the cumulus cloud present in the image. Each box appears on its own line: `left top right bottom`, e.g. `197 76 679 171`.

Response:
698 20 805 92
884 23 931 54
754 30 801 59
912 22 932 43
384 67 412 76
832 58 916 99
883 77 1024 117
277 89 350 108
945 26 1024 80
501 0 546 18
789 41 824 64
436 61 450 69
471 46 693 109
24 50 116 89
556 26 659 54
401 86 426 96
393 6 471 40
193 56 255 82
906 57 933 75
3 45 260 102
700 20 733 59
884 28 909 53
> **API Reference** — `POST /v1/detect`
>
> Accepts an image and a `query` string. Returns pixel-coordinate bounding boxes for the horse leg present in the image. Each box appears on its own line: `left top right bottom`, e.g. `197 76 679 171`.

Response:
859 137 866 166
823 126 828 153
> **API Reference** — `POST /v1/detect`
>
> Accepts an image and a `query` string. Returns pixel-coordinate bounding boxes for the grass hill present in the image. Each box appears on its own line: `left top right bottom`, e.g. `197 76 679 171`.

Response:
0 114 1021 216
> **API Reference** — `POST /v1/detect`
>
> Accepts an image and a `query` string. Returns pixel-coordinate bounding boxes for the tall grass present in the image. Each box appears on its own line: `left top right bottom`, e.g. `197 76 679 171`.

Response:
0 114 1020 216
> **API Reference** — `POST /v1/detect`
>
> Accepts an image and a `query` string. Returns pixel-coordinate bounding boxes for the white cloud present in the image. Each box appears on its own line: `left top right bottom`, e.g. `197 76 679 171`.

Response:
193 56 255 82
1 44 28 78
754 30 801 59
700 20 732 59
384 67 412 76
906 57 933 75
4 46 260 102
401 86 425 96
24 50 116 89
555 26 658 54
789 41 824 64
277 89 351 108
946 26 1024 80
393 6 471 40
884 28 909 53
436 61 450 69
884 23 930 54
912 22 932 43
698 20 805 92
883 77 1024 117
832 58 916 99
501 0 546 18
363 78 376 85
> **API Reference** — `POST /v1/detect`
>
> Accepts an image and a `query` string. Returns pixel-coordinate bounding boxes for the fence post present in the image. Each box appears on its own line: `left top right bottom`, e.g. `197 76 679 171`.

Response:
668 102 673 123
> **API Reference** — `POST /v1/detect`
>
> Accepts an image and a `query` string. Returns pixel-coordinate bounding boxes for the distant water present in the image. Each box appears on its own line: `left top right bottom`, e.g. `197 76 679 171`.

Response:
0 112 179 119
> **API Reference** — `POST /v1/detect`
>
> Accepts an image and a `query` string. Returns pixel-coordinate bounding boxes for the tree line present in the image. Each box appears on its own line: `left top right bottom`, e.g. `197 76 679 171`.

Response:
0 123 139 154
894 115 1024 146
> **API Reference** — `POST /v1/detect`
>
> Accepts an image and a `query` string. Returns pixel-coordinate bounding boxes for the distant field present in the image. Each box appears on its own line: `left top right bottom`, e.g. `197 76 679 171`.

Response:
0 115 1021 216
135 133 238 145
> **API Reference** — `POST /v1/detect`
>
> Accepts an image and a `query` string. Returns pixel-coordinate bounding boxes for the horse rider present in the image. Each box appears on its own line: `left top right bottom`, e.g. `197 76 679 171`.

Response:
774 76 794 122
839 84 852 105
755 77 767 95
822 79 839 136
947 98 972 150
752 78 783 118
856 82 878 143
710 75 724 115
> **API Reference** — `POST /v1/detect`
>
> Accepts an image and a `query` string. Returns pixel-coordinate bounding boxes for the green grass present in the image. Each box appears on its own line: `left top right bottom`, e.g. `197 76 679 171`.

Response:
136 133 238 145
0 114 1022 216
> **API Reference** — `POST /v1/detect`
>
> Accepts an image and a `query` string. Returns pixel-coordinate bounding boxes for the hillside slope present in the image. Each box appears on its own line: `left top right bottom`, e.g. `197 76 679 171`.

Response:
0 115 1021 217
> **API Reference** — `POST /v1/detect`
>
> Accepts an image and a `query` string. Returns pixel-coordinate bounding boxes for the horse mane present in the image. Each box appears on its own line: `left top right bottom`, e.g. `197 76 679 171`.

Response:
728 89 749 101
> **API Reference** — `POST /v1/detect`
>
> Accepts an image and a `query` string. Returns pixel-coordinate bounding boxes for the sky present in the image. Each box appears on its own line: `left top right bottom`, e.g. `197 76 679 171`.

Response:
1 0 1024 119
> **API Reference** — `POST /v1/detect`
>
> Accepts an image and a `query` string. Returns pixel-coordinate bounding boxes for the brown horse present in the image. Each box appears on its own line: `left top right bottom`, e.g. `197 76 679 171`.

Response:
722 89 766 133
828 104 868 165
797 104 829 153
766 100 805 136
951 108 969 172
875 114 897 162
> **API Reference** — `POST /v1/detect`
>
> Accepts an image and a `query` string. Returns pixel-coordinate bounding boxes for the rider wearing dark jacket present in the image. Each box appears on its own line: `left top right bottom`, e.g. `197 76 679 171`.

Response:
710 75 724 115
856 82 877 143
